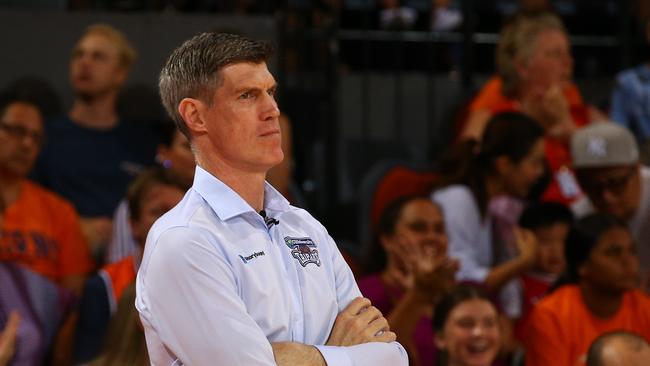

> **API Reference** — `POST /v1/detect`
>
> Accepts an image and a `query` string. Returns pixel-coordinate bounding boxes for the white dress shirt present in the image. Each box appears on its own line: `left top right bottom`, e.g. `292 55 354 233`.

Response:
136 166 408 365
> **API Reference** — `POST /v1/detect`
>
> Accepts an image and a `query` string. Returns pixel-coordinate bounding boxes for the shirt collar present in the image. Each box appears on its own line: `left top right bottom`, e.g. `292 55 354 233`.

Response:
191 165 290 221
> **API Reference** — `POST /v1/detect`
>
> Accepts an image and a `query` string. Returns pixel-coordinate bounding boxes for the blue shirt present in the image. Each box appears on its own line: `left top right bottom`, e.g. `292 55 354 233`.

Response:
610 64 650 143
136 166 408 366
32 116 158 217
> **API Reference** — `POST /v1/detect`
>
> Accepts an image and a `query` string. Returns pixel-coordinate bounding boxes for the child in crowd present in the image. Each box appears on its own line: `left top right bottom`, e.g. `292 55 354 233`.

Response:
432 285 501 366
514 202 573 340
524 213 650 366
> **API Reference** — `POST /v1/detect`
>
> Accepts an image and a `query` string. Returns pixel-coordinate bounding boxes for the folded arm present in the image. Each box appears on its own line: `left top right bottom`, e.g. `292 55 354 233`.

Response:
141 227 408 366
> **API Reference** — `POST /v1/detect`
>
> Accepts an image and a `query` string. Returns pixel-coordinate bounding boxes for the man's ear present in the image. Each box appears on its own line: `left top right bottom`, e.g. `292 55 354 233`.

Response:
178 98 208 134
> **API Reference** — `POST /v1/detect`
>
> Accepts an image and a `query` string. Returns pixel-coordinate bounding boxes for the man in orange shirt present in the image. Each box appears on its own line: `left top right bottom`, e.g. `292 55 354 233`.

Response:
0 96 93 295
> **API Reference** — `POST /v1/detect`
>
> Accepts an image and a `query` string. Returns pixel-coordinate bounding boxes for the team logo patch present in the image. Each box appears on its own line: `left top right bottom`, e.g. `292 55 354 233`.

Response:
284 237 321 267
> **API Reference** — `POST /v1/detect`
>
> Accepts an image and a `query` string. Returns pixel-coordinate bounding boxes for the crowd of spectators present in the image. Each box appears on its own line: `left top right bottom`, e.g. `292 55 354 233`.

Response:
0 3 650 366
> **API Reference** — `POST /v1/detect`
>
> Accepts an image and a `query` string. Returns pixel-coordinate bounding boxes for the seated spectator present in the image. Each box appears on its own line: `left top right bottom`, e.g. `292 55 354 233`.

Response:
462 12 606 204
432 284 501 366
379 0 418 30
609 17 650 163
586 331 650 366
89 284 148 366
433 112 544 319
106 121 194 264
0 95 93 295
570 123 650 291
515 202 573 340
32 24 158 259
74 166 186 364
523 213 650 366
359 195 458 366
430 0 462 31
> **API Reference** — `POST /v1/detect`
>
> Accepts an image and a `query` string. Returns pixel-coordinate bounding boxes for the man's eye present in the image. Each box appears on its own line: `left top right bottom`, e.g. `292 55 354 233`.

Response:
240 92 253 99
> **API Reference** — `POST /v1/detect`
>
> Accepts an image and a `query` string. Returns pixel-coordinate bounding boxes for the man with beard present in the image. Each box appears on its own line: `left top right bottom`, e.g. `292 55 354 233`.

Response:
32 24 158 259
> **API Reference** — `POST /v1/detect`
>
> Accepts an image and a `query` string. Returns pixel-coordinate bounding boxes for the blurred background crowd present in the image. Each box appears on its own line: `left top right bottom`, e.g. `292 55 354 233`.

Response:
1 0 650 365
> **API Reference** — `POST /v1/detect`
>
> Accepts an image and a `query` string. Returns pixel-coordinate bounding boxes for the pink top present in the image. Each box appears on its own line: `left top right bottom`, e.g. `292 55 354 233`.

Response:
358 274 436 366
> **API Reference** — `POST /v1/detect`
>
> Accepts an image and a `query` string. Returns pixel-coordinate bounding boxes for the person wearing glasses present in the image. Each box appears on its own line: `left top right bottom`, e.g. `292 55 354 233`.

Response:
0 95 93 295
0 95 94 365
571 122 650 292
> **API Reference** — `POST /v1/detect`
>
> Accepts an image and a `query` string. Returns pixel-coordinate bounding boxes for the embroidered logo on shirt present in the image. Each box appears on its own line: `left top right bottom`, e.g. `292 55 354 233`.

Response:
283 237 321 267
239 251 265 264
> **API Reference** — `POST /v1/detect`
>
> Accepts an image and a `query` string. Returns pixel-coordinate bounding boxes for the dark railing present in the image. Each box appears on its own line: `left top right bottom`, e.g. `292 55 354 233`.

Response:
279 0 643 246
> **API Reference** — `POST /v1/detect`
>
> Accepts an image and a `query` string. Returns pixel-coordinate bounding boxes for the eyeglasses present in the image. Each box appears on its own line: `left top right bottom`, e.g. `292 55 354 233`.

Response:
0 121 45 147
578 168 636 196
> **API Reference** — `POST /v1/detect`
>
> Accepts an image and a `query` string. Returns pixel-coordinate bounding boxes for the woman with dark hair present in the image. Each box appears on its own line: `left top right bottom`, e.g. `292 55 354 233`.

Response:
432 112 544 319
523 213 650 366
359 195 458 366
432 285 501 366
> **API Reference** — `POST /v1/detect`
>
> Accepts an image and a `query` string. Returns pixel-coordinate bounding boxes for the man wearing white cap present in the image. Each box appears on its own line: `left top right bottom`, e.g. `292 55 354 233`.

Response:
571 122 650 290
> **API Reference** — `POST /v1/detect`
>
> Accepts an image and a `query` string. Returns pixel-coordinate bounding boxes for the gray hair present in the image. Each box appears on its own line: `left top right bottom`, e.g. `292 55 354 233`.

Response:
586 331 650 366
496 12 567 96
159 33 273 140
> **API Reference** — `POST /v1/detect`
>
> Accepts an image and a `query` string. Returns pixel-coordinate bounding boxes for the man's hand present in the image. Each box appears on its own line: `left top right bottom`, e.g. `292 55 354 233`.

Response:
326 297 396 346
0 311 20 366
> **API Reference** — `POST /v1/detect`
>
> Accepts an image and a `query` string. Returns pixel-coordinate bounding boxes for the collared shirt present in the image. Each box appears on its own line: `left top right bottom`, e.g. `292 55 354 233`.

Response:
136 166 408 366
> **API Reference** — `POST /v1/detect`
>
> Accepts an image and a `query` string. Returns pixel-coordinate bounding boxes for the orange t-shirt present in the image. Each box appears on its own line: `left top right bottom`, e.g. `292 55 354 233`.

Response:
0 181 94 282
99 255 137 309
523 285 650 366
469 76 584 113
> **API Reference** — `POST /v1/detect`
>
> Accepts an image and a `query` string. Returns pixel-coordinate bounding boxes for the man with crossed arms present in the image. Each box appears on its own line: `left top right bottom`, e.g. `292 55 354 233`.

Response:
136 32 408 365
